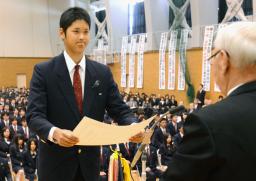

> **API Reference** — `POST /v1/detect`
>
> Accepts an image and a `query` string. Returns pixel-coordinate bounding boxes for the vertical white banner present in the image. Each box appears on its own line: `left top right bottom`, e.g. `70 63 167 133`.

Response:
128 36 137 88
137 34 146 88
159 32 168 89
177 30 188 91
168 31 178 90
202 26 214 91
121 36 128 88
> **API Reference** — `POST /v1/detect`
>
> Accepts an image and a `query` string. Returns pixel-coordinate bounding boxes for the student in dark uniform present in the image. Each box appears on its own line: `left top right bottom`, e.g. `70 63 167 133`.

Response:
10 134 26 180
24 138 38 181
0 127 12 181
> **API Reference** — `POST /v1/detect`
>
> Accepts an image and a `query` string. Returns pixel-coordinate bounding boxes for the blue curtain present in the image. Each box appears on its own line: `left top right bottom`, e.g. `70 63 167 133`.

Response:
128 2 146 35
169 0 192 29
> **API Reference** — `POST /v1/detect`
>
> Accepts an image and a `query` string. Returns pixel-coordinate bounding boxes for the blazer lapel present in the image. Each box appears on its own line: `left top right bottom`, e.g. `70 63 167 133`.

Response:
83 60 97 116
54 53 80 121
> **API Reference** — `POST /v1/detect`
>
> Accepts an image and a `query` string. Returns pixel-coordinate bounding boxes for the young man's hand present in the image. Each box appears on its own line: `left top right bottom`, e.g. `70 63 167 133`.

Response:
53 128 79 147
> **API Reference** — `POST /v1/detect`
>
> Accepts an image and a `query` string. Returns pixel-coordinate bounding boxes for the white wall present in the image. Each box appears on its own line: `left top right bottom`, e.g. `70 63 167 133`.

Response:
0 0 52 57
0 0 96 57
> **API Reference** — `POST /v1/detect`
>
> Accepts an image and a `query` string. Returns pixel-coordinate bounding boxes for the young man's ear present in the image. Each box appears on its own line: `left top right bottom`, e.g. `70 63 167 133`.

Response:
59 28 65 40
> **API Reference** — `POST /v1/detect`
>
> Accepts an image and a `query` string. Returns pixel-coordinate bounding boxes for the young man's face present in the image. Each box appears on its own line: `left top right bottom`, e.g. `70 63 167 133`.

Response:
60 20 90 56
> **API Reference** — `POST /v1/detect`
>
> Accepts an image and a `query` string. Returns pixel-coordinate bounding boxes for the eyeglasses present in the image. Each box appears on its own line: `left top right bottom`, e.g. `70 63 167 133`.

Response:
207 50 221 61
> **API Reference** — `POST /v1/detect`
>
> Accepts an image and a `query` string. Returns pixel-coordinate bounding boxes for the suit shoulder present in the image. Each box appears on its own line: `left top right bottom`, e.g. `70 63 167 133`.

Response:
192 101 226 121
34 58 54 71
34 55 61 73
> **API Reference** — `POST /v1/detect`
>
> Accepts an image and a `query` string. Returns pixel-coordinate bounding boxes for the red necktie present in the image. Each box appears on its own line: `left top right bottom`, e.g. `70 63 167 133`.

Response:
73 65 83 115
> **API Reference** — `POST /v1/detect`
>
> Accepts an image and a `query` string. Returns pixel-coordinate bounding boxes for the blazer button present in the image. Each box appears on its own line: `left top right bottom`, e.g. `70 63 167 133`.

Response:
78 149 82 154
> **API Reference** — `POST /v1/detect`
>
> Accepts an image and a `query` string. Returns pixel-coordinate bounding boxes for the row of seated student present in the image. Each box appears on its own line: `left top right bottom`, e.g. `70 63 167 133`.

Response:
1 87 201 180
0 127 38 181
99 110 187 181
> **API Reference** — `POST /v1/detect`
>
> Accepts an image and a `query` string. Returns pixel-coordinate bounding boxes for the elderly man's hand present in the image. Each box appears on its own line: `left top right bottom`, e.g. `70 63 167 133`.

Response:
129 129 153 144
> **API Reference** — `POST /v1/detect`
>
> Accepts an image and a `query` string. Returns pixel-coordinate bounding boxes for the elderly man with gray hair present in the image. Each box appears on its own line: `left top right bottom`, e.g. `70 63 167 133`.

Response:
163 22 256 181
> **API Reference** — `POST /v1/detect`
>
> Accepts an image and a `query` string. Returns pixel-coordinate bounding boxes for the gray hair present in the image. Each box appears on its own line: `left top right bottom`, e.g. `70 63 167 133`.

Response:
214 22 256 68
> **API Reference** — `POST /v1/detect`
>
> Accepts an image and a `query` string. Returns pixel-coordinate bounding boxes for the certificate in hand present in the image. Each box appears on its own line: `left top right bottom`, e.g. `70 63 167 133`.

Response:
73 116 156 146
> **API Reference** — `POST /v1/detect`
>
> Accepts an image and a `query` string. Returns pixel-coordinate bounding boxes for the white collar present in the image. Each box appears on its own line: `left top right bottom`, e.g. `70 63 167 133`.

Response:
227 83 244 96
64 51 86 73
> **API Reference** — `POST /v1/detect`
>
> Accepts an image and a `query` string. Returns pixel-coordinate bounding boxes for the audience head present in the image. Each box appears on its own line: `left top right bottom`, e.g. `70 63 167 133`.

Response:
159 118 167 128
14 134 25 148
11 117 18 125
21 117 27 127
1 127 12 140
2 112 9 120
27 138 38 152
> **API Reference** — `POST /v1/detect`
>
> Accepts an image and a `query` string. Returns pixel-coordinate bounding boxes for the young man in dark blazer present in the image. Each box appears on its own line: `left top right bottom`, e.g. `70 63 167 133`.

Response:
26 7 140 181
163 22 256 180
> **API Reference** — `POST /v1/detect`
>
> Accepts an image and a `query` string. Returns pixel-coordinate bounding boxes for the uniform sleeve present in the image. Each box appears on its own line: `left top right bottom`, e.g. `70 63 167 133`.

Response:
26 64 54 141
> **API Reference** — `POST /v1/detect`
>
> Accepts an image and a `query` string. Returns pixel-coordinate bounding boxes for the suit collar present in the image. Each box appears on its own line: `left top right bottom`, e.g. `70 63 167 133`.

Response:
64 50 86 74
228 81 256 97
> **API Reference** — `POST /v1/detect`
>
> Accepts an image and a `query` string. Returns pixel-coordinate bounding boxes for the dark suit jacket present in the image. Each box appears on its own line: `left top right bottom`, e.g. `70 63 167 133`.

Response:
163 81 256 181
26 53 136 181
196 89 206 106
0 139 11 158
23 150 37 176
167 122 178 137
152 128 167 149
9 125 23 137
173 132 182 147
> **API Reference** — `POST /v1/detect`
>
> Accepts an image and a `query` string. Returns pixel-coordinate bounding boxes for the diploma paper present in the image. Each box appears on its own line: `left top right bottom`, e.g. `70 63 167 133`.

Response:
73 116 156 146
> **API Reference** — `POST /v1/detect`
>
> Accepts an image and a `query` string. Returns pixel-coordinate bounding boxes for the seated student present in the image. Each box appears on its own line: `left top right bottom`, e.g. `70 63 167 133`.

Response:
152 118 168 149
9 117 22 137
0 157 12 181
143 144 159 181
10 134 26 181
0 112 11 133
20 118 36 142
0 127 13 156
159 134 176 166
23 138 38 181
167 114 179 137
12 108 22 125
0 127 12 181
173 124 184 148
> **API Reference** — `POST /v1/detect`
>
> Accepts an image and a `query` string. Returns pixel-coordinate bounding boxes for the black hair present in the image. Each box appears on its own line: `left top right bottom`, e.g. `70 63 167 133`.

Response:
1 127 13 140
27 138 38 151
13 134 25 148
60 7 91 34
